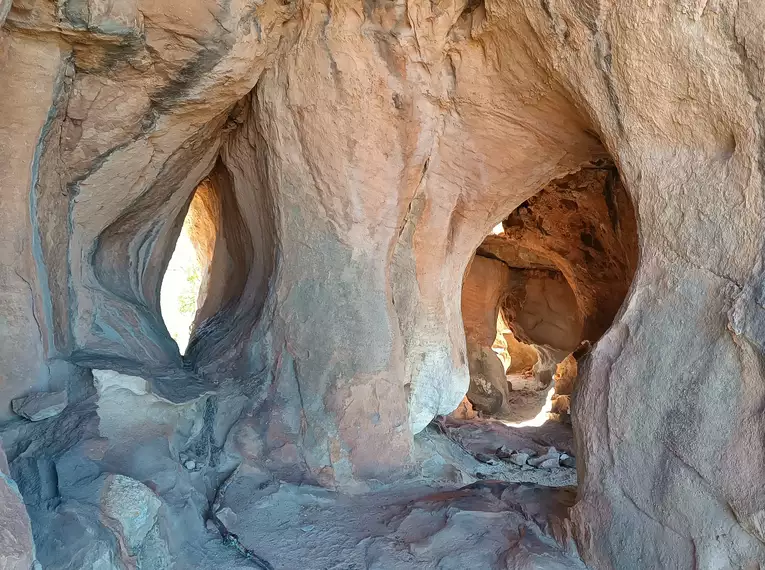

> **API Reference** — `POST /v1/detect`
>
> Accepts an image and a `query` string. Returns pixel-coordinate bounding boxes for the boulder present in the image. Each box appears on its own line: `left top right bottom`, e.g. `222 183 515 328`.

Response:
100 474 161 557
465 346 509 415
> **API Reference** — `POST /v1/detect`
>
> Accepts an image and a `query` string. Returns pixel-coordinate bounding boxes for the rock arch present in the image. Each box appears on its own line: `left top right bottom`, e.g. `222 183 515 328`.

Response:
460 164 640 418
2 1 765 568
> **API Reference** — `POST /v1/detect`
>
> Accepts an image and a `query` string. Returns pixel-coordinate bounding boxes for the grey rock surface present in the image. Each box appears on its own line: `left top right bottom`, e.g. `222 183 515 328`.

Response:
529 448 562 468
0 444 36 570
11 391 67 422
100 474 161 556
214 469 584 570
509 452 531 467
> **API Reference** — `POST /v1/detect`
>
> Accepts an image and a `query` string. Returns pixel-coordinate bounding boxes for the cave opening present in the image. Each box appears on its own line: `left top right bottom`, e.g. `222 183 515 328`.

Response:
159 183 210 356
455 161 639 474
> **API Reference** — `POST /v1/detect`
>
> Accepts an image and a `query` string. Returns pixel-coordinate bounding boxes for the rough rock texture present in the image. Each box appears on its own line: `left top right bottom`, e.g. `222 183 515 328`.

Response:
461 256 512 414
100 474 161 557
4 0 765 568
211 473 583 570
502 330 539 375
11 390 67 421
465 165 638 390
0 366 582 569
495 167 638 344
0 445 36 570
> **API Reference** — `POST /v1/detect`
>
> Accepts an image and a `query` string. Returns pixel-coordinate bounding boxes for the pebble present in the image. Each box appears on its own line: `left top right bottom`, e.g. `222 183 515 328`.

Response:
496 446 514 460
509 452 530 466
184 460 196 470
528 447 561 467
561 456 576 468
11 391 68 422
474 453 497 465
538 458 560 469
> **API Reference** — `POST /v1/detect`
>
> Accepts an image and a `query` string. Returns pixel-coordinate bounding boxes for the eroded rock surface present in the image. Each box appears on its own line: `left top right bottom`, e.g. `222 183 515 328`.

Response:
212 475 584 570
11 391 67 422
3 0 765 568
0 445 36 570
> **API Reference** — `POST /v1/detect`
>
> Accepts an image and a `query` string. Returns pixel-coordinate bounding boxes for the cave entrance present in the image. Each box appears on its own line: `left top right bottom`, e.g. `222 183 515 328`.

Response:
160 186 208 355
456 161 638 464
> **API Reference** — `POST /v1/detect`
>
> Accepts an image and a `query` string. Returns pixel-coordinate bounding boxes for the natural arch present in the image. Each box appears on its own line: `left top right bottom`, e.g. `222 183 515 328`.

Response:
4 2 765 569
459 163 639 424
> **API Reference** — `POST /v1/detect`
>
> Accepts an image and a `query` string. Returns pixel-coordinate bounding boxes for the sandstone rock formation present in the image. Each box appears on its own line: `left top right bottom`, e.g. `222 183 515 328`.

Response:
500 329 539 375
4 0 765 568
461 255 512 414
461 164 637 411
0 445 36 570
11 390 67 421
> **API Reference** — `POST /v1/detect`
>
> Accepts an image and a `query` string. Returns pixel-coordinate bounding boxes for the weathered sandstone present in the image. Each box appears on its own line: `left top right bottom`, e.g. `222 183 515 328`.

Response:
3 0 765 568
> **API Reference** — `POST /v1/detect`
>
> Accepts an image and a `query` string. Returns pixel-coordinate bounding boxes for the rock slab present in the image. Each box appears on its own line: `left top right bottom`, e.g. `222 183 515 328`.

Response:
11 391 67 421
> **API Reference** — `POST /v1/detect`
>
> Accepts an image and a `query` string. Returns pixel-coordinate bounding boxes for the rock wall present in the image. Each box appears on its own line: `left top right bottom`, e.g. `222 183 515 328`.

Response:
465 165 637 391
461 256 511 414
3 0 765 568
0 444 36 570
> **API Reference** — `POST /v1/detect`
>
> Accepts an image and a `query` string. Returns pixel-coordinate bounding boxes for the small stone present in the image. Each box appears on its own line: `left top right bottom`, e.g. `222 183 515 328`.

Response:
529 449 562 467
184 460 196 470
509 452 530 466
11 391 68 421
215 507 237 529
474 453 496 465
538 458 560 469
475 472 488 479
561 456 577 468
496 446 514 460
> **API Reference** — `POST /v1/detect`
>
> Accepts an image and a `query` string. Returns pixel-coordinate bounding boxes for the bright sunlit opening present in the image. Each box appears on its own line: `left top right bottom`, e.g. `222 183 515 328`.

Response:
503 387 555 428
160 216 202 355
491 222 504 235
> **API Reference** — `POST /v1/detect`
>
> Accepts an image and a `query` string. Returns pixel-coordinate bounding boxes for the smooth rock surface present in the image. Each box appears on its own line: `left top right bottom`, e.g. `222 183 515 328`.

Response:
4 0 765 568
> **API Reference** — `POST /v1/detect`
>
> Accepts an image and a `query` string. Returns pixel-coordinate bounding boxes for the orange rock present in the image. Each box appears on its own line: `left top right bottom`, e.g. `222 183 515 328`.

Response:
450 397 478 421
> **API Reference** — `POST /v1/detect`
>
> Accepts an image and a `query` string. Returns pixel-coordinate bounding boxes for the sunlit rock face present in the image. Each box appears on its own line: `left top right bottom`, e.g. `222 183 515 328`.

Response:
3 0 765 568
463 165 639 394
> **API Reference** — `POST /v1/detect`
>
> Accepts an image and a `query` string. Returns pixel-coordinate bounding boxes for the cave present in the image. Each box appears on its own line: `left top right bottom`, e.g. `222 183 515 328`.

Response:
455 163 638 479
4 2 765 569
159 188 204 355
440 159 639 489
